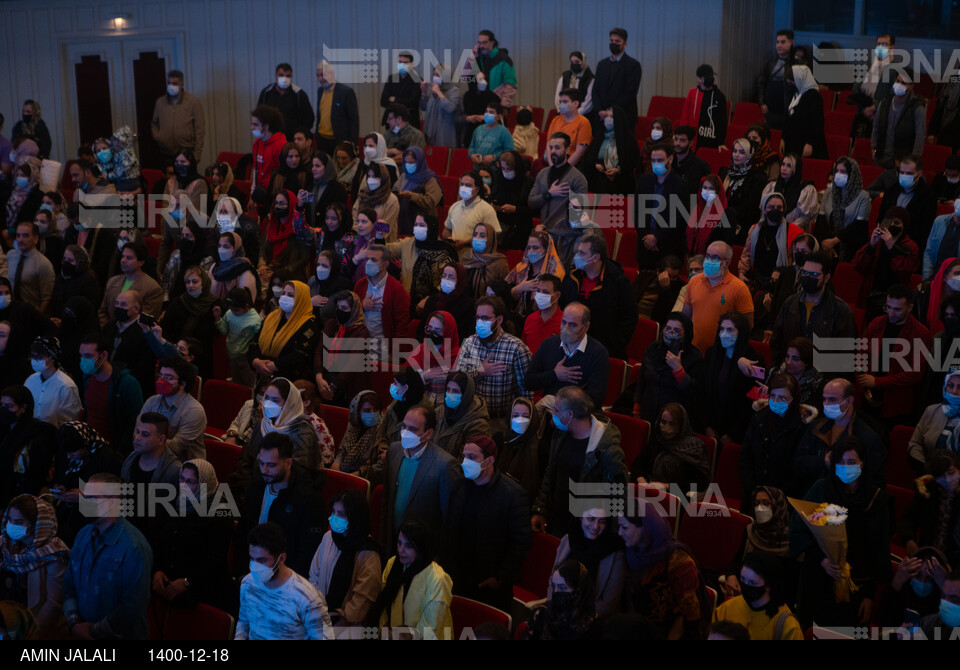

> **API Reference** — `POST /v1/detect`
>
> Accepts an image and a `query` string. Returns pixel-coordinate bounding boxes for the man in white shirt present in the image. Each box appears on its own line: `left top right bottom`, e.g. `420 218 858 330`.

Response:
442 171 500 245
236 522 333 640
24 336 82 428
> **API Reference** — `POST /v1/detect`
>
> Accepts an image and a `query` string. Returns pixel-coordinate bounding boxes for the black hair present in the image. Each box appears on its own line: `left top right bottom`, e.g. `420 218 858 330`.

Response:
386 103 409 122
803 250 835 276
777 29 795 40
275 63 292 74
138 411 170 437
740 551 788 618
158 354 196 393
710 620 750 640
248 522 286 558
674 125 696 141
610 28 628 41
886 283 913 303
251 105 283 134
550 131 571 150
559 88 581 103
259 431 294 459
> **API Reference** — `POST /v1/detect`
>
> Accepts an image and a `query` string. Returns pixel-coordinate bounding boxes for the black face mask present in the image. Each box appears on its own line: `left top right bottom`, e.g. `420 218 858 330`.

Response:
549 591 573 613
335 309 351 326
178 239 195 256
61 261 76 278
609 43 622 55
115 307 129 323
888 224 903 238
570 63 582 74
702 76 716 88
22 115 32 124
766 210 784 224
799 276 822 295
175 164 189 178
740 584 767 609
428 332 444 346
274 207 289 219
945 314 960 336
793 251 808 268
0 407 15 426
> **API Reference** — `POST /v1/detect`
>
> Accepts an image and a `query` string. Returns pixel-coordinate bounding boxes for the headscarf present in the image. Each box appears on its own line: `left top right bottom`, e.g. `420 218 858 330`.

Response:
397 146 437 191
31 335 62 369
408 310 461 370
0 495 70 574
566 512 625 580
179 459 220 512
686 174 729 257
64 244 91 278
389 366 426 421
772 155 814 213
325 489 379 611
829 158 864 231
943 368 960 419
311 250 349 297
173 150 201 190
260 377 307 437
362 133 397 173
17 101 42 138
461 222 505 271
334 290 365 332
540 561 597 640
788 65 820 115
325 291 366 376
641 117 673 168
433 262 468 310
5 157 41 225
357 163 392 209
212 162 235 200
319 204 352 251
440 371 478 425
215 196 244 232
211 231 255 285
929 258 960 335
505 231 565 284
59 421 108 478
725 138 754 180
309 152 337 206
744 486 789 556
747 123 776 173
648 403 711 486
338 390 381 473
335 142 360 186
258 280 314 358
177 267 218 318
12 139 40 165
623 497 688 574
265 190 297 258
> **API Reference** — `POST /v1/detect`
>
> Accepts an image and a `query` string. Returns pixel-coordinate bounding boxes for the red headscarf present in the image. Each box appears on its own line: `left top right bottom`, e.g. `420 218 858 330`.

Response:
928 257 960 334
407 310 461 371
265 189 298 258
686 174 729 257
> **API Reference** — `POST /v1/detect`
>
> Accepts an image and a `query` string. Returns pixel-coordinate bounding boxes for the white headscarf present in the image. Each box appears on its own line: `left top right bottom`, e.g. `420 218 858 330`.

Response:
260 377 306 437
363 132 398 172
789 65 820 115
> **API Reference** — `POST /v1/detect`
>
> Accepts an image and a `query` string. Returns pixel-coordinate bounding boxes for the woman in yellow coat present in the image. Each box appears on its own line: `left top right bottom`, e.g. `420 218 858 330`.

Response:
713 551 803 640
370 521 453 640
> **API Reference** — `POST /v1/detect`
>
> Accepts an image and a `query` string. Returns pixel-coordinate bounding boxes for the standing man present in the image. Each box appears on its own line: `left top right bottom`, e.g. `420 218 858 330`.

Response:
6 222 55 314
545 89 593 167
315 61 359 156
754 30 794 130
678 64 728 152
592 28 643 123
151 70 205 167
528 133 588 231
381 52 422 129
634 143 690 270
463 30 518 109
257 63 315 142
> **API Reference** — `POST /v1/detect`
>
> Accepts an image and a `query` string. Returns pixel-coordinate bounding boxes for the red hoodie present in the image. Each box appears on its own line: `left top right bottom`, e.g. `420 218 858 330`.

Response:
252 131 285 190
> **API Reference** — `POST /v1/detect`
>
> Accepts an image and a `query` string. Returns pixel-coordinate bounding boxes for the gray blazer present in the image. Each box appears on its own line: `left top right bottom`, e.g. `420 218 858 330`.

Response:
380 441 463 548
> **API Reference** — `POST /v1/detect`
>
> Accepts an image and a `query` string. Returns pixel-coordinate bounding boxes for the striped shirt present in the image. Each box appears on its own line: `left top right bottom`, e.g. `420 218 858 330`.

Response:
235 571 334 640
455 330 531 419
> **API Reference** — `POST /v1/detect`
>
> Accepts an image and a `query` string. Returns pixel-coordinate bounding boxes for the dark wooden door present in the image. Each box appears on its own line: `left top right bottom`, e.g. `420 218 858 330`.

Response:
74 54 113 146
133 51 168 170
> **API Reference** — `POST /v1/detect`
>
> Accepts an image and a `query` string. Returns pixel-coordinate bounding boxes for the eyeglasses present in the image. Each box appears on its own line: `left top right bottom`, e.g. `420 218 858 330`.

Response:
798 270 821 279
156 373 179 383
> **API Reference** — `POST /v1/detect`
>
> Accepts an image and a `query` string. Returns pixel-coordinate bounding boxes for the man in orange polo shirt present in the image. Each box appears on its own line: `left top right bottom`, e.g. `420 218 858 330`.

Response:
683 240 754 353
545 88 593 167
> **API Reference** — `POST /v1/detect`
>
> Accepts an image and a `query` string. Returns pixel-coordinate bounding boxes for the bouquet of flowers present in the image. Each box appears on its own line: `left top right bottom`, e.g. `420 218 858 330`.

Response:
789 498 857 603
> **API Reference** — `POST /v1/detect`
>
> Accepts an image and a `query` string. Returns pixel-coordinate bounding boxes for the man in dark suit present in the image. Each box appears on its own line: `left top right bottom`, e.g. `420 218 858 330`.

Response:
101 290 158 399
592 27 643 123
315 61 360 156
634 142 690 269
380 405 462 550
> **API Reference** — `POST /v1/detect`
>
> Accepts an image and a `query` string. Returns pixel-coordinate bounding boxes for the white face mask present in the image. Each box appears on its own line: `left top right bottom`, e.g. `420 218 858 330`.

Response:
167 85 180 97
701 189 716 203
511 416 530 435
534 292 554 310
367 178 381 191
432 76 443 85
459 186 473 201
364 146 378 160
413 225 428 242
217 214 235 231
892 82 908 97
755 505 773 524
651 129 663 141
248 558 279 585
277 76 292 90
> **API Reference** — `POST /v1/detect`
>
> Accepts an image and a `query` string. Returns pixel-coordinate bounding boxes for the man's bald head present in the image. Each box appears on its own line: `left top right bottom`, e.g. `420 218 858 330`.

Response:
825 378 854 399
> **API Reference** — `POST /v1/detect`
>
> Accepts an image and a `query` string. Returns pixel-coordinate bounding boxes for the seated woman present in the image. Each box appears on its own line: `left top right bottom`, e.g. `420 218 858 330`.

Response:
745 123 781 181
161 266 218 381
550 508 626 620
312 203 356 275
719 139 767 241
0 495 70 638
369 521 453 640
353 163 399 243
700 311 759 444
0 385 58 508
269 142 310 202
386 211 457 314
686 174 735 258
249 280 317 383
298 152 348 232
639 117 673 175
230 376 320 501
760 154 819 231
293 380 336 469
406 310 460 407
818 157 871 261
712 551 803 640
159 150 212 270
210 161 246 207
761 337 824 408
898 450 960 566
630 403 710 496
309 489 382 632
209 232 258 302
418 262 475 340
740 375 816 500
506 231 565 319
260 190 314 281
790 436 891 628
309 250 353 319
374 366 427 452
211 196 261 269
393 147 443 237
433 372 489 459
876 545 949 628
355 133 399 193
151 459 234 612
618 498 708 639
161 214 212 302
632 312 703 422
497 397 548 502
313 290 369 407
461 222 508 301
526 560 599 640
911 371 960 475
332 390 383 478
334 141 361 198
489 150 535 249
92 126 141 193
343 209 386 284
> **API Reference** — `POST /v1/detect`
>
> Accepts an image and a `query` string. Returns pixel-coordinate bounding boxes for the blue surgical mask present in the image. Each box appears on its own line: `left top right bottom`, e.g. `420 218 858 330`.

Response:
603 116 615 131
899 174 915 190
768 399 789 417
703 258 722 277
911 579 934 598
823 402 845 421
445 392 462 409
651 162 667 177
360 411 380 428
278 295 295 313
875 46 890 61
552 412 569 432
511 416 530 435
4 523 27 542
404 163 417 175
558 103 570 115
835 463 861 484
462 458 483 480
80 357 99 376
719 333 737 349
0 295 10 310
389 383 405 402
440 278 456 294
365 260 380 277
329 514 349 535
170 209 183 221
472 238 487 253
96 149 113 164
39 203 52 212
262 399 282 419
574 254 590 271
15 177 29 190
316 266 331 281
527 251 543 265
945 391 960 408
475 319 493 338
31 358 46 373
941 599 960 627
483 113 496 125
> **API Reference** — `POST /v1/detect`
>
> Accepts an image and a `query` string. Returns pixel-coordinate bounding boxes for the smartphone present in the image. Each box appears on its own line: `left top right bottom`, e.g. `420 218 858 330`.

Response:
304 192 314 203
140 313 157 328
751 365 766 380
905 608 921 632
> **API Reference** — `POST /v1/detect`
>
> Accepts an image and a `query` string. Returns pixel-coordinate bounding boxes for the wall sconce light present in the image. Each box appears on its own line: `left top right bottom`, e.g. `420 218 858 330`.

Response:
113 16 127 30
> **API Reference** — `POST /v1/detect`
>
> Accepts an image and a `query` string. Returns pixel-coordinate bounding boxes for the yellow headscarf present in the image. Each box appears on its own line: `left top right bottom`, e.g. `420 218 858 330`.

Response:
258 280 314 358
